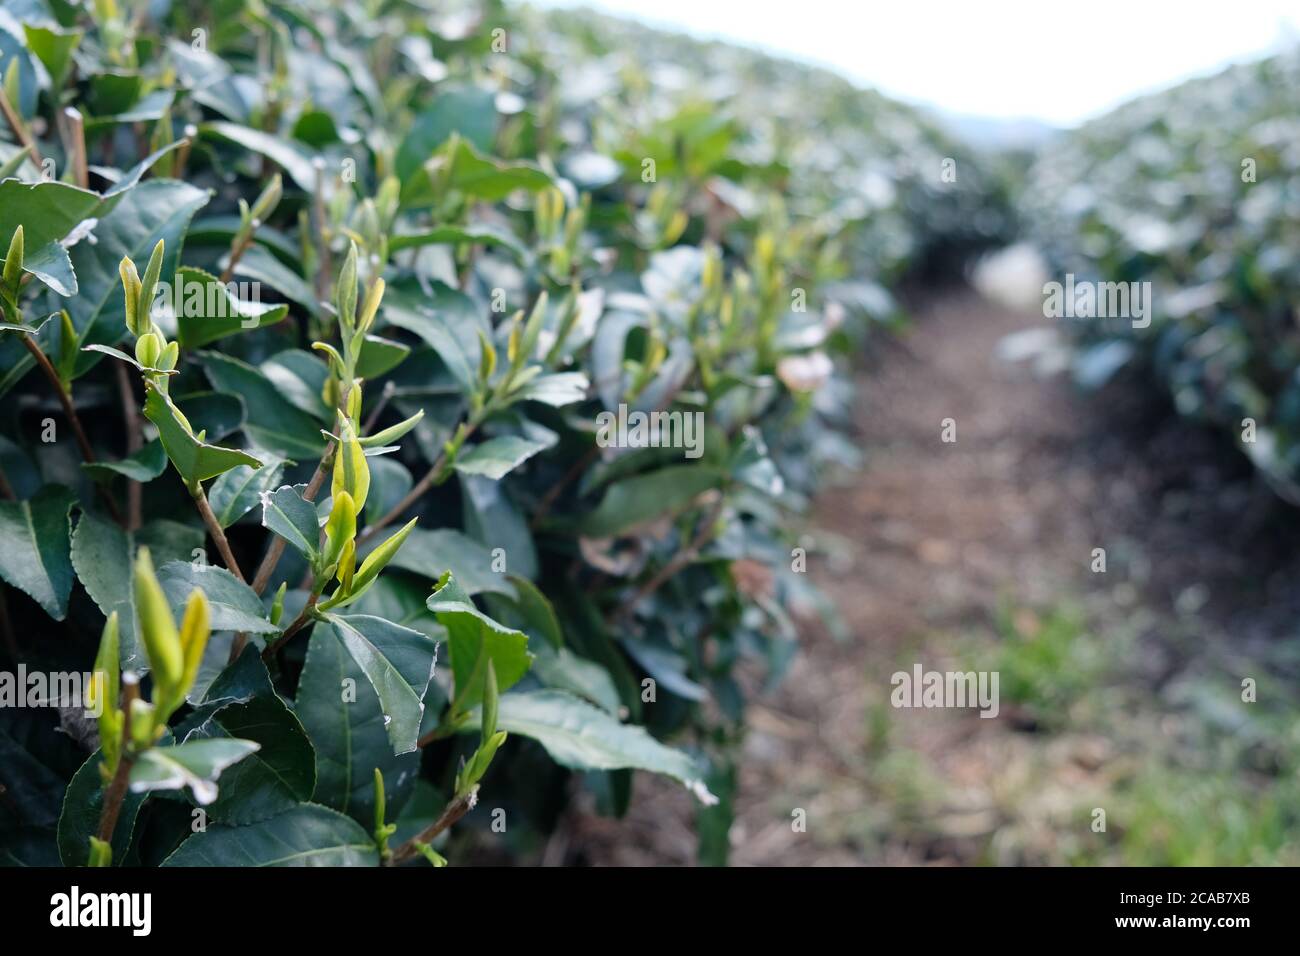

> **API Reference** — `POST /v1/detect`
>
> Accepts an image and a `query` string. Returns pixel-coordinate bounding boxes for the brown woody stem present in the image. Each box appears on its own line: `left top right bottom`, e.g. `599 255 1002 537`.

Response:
248 443 334 596
95 677 140 849
386 787 479 866
22 334 95 464
21 334 126 526
261 592 318 662
614 495 726 624
219 229 256 285
0 84 40 167
191 483 245 581
356 422 477 545
114 362 143 531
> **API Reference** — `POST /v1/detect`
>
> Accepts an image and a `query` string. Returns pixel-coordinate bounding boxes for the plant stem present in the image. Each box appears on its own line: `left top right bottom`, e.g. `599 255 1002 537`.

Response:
95 676 139 848
362 381 395 434
248 443 334 596
21 334 95 464
234 382 333 664
613 494 726 624
114 362 143 530
20 334 126 526
0 84 41 167
530 444 599 529
356 421 477 545
261 592 318 662
313 159 332 302
386 787 479 866
530 390 684 530
236 435 336 662
60 107 88 188
174 127 196 179
191 483 245 581
219 229 256 285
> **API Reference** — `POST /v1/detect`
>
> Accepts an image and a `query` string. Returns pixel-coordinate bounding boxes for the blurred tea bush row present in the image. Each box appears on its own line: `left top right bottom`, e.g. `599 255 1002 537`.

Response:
1025 51 1300 498
0 0 1010 865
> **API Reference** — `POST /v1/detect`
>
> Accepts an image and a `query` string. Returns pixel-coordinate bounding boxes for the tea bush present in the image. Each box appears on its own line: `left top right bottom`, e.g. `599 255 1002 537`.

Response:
0 0 1005 866
1025 50 1300 499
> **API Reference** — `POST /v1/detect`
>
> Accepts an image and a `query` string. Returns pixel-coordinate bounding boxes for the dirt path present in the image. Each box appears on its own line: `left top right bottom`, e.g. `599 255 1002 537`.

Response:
561 290 1300 866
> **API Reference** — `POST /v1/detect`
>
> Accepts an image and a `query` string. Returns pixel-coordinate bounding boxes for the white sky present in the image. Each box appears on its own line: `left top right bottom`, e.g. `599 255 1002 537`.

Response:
527 0 1300 127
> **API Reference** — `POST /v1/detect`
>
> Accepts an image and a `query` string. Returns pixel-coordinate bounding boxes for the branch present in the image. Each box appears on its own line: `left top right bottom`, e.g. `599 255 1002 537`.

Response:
174 126 196 179
312 159 332 302
249 442 334 595
191 483 245 581
95 676 139 848
386 787 479 866
218 229 256 285
260 592 317 662
59 107 88 188
356 422 476 545
21 334 125 526
114 362 143 530
21 334 95 464
531 391 686 531
530 445 599 529
0 84 41 167
237 419 336 662
613 494 726 625
362 381 396 434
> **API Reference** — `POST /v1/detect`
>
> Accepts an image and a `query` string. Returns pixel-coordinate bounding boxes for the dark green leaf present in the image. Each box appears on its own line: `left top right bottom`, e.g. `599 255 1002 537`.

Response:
81 439 167 483
199 352 325 459
452 435 547 480
128 738 261 804
208 457 287 527
395 87 497 186
71 513 203 669
0 180 101 294
355 335 411 379
579 464 724 538
227 244 320 316
328 614 440 755
199 122 320 190
389 223 528 261
143 383 263 485
426 572 531 711
172 266 289 348
157 561 278 635
530 643 622 714
486 689 714 800
174 391 246 443
295 625 420 826
260 484 320 561
380 527 513 596
56 749 146 866
180 649 316 824
380 280 486 394
512 371 589 407
0 485 75 619
163 803 378 866
261 350 331 423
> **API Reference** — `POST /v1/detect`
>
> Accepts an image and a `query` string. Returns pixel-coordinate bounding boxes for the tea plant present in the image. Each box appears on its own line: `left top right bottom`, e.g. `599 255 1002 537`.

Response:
1025 49 1300 499
0 0 1003 865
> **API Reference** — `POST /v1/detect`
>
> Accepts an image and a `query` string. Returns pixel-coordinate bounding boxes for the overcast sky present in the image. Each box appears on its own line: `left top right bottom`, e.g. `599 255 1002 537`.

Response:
527 0 1300 127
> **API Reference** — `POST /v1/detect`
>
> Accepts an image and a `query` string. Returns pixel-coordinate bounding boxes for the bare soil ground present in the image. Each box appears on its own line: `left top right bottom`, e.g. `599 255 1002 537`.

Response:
555 290 1300 866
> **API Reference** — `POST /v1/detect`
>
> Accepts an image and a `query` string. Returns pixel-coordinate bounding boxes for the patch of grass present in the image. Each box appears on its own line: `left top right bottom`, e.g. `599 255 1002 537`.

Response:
1071 761 1300 865
873 596 1300 864
984 600 1109 724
